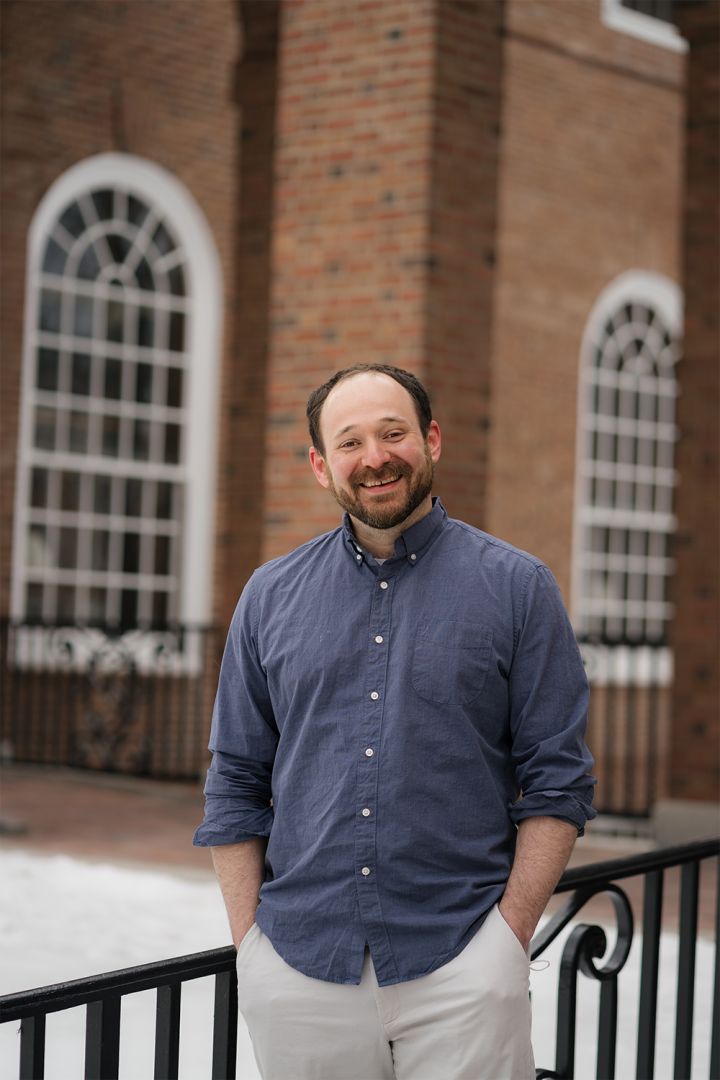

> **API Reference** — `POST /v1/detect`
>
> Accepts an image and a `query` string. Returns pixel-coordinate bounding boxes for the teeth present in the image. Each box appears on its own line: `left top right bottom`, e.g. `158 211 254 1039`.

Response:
363 476 399 488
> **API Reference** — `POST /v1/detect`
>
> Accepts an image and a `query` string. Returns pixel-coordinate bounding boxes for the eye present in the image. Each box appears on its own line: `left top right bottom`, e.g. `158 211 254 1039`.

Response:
386 430 403 440
339 439 359 449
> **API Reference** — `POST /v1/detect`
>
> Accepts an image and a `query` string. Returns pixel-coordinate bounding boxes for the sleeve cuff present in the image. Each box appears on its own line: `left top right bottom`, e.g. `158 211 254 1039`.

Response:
192 804 274 847
508 789 597 836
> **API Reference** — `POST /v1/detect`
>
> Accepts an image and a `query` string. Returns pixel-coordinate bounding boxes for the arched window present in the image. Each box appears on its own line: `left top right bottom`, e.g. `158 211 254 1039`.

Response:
11 154 222 633
572 271 682 645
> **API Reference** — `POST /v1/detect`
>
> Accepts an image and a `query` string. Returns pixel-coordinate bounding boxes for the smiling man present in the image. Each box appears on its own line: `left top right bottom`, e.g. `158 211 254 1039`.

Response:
194 364 596 1080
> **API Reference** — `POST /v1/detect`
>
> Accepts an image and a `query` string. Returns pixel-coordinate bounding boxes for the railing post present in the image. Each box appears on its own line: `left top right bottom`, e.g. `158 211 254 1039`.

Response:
597 978 618 1080
154 982 181 1080
85 996 121 1080
711 854 720 1080
211 968 238 1080
636 868 664 1079
674 860 699 1080
19 1014 46 1080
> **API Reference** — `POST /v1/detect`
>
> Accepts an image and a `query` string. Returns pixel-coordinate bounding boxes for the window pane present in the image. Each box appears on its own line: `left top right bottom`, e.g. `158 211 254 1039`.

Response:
120 588 138 629
128 195 149 227
154 535 171 576
153 222 176 256
125 478 143 517
94 475 113 514
168 265 185 297
152 591 168 628
89 587 107 625
74 295 94 338
26 582 44 621
102 415 120 457
164 423 180 464
58 527 78 569
43 237 68 276
34 407 56 450
69 411 89 454
91 190 114 220
61 471 81 511
156 482 173 520
104 358 123 399
31 467 49 508
107 234 131 264
138 308 154 348
167 368 183 408
27 524 48 568
135 257 155 291
57 585 76 623
37 348 59 391
59 201 85 239
77 244 102 281
122 533 140 573
133 419 151 461
135 363 153 403
71 353 92 395
168 312 185 352
106 300 124 343
92 531 110 571
39 290 61 333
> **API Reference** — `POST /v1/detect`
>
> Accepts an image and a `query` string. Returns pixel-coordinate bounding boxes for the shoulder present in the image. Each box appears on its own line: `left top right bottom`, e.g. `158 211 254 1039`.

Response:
443 517 546 575
250 526 344 591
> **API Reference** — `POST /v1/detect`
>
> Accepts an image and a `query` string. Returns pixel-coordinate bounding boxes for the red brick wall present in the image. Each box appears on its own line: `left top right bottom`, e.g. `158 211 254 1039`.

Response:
0 0 241 628
262 0 504 562
670 0 719 802
485 0 684 601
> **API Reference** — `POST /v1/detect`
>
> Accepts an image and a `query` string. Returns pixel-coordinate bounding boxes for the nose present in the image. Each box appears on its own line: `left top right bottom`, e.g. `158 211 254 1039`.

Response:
361 437 391 470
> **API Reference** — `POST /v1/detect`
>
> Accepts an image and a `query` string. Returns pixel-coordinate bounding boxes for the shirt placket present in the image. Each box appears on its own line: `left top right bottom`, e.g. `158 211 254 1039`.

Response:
354 565 397 980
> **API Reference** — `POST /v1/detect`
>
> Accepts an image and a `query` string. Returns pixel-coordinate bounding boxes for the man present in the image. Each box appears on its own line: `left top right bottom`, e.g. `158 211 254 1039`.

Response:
194 364 595 1080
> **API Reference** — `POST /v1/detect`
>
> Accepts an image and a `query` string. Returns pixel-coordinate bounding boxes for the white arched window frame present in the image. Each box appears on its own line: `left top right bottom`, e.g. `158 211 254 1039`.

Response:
11 154 222 644
571 270 682 666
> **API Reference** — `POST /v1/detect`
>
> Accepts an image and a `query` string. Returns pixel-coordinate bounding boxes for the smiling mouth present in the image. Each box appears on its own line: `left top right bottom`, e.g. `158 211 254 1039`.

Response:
360 476 400 489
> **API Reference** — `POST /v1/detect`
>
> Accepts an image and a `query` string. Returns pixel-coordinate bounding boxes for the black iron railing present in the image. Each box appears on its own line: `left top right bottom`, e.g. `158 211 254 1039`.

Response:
1 838 717 1080
0 620 220 779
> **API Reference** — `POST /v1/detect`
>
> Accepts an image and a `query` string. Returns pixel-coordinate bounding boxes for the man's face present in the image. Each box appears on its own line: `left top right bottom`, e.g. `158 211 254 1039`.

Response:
309 373 441 530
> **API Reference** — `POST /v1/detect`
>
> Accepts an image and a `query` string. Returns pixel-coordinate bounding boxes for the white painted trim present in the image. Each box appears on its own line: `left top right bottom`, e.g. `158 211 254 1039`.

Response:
601 0 688 53
570 269 683 632
12 154 223 625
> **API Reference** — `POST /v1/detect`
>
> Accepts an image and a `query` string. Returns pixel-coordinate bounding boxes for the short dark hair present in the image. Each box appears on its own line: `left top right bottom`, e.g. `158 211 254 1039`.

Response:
307 363 432 455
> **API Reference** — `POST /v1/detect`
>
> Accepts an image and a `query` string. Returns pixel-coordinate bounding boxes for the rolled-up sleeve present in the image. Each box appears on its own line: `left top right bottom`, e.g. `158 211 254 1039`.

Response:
507 565 596 835
193 576 278 847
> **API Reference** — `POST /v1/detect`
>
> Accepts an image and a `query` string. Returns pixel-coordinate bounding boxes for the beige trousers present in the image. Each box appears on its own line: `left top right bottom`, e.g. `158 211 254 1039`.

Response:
236 904 535 1080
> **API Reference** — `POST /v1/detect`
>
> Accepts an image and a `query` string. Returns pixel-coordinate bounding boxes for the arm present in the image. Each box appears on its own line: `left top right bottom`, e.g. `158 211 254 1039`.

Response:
211 837 268 949
498 815 577 950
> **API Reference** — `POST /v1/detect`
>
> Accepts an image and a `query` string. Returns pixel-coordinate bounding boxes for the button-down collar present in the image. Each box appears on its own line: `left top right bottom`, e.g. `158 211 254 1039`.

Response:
342 497 447 568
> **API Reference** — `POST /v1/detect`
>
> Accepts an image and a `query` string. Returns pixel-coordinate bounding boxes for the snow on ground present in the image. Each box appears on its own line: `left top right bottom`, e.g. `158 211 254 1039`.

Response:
0 851 715 1079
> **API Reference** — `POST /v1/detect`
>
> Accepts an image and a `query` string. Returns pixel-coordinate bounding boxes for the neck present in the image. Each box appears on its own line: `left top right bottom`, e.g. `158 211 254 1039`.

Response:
349 495 433 559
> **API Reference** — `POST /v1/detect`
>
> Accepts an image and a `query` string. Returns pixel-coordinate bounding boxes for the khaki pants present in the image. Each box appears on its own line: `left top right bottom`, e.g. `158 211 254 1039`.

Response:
236 904 535 1080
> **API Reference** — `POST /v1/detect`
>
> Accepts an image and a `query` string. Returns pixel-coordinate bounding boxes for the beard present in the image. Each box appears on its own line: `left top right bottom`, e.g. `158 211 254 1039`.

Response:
326 444 435 530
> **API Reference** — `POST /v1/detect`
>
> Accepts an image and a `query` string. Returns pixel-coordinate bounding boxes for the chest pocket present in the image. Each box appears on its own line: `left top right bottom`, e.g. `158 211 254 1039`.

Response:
412 621 493 705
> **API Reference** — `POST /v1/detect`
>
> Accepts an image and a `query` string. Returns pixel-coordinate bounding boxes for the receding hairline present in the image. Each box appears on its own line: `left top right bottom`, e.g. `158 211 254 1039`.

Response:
317 371 423 447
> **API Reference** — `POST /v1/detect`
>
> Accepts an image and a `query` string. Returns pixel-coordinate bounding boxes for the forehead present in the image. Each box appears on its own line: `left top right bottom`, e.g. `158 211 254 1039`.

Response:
320 373 419 441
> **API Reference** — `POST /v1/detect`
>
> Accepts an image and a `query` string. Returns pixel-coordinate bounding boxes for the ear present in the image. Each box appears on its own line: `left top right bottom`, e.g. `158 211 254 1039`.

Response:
426 420 442 463
309 446 331 489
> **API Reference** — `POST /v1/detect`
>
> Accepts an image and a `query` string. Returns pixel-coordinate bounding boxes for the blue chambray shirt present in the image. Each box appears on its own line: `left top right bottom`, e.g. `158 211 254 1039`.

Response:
194 498 596 987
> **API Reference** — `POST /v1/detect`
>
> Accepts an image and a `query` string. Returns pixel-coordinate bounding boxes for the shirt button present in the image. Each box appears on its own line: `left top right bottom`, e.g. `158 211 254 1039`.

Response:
410 554 416 560
375 636 383 643
357 554 362 561
362 808 371 817
380 581 388 590
361 867 371 876
365 748 374 757
370 692 379 700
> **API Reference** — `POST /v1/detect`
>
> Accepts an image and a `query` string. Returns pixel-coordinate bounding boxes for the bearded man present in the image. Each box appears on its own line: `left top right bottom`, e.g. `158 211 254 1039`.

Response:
194 364 596 1080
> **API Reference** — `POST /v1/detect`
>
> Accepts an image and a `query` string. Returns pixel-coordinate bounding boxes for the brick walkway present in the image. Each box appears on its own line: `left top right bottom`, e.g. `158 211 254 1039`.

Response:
0 764 213 875
1 764 716 932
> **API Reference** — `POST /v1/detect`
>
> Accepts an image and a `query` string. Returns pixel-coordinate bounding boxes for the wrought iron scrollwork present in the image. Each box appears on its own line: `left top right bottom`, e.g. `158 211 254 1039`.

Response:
532 882 634 1080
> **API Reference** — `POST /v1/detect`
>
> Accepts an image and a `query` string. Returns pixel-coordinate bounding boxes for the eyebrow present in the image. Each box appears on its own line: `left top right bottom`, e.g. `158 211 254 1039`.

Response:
335 416 408 438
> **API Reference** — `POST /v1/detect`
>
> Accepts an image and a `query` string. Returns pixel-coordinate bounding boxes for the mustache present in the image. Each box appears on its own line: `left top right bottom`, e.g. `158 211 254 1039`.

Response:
350 462 414 492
